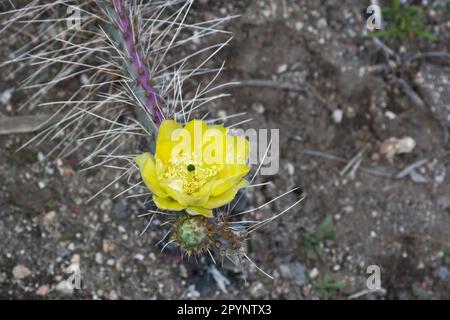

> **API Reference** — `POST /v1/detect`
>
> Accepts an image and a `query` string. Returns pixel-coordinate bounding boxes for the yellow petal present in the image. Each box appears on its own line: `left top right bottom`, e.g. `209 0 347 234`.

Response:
202 126 227 166
211 164 250 196
204 179 249 209
152 195 186 211
156 120 183 163
134 153 167 198
184 120 208 158
186 207 213 218
185 119 208 138
160 178 213 207
158 120 183 141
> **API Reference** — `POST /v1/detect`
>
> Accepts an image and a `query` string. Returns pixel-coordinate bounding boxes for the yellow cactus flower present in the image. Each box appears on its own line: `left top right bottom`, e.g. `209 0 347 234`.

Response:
134 119 250 218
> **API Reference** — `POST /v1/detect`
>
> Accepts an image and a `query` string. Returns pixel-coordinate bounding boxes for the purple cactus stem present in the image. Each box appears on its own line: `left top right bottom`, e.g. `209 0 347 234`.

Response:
111 0 163 127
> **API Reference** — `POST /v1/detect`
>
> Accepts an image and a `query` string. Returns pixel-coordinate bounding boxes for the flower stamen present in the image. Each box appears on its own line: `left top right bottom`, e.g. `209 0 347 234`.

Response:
164 153 218 194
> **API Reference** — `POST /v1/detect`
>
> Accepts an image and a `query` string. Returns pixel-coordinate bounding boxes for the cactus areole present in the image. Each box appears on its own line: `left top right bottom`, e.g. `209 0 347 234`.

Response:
173 215 213 254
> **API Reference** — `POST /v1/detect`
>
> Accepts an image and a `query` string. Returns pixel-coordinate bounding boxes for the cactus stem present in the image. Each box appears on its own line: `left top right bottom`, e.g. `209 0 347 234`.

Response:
108 0 164 127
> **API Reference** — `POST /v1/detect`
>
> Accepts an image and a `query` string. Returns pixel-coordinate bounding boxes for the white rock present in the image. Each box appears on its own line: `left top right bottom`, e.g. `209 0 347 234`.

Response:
0 88 14 105
44 211 56 222
134 253 145 261
385 111 397 119
109 290 119 300
13 265 31 280
38 179 48 189
332 109 343 123
285 162 295 176
309 268 319 279
410 170 429 184
95 252 103 264
380 137 416 159
277 64 288 74
80 74 90 85
71 254 80 265
317 18 327 29
251 102 265 114
37 152 45 162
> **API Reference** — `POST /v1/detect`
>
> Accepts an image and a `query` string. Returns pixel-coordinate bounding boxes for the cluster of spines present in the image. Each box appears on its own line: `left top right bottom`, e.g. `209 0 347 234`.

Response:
171 214 245 258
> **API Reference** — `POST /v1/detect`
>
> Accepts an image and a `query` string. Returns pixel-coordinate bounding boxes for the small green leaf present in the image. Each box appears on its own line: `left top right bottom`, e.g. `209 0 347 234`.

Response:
322 230 336 239
318 214 333 230
445 3 450 16
416 30 438 41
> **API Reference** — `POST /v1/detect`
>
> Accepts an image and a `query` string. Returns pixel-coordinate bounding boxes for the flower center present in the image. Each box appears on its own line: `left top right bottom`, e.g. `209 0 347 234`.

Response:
164 153 218 194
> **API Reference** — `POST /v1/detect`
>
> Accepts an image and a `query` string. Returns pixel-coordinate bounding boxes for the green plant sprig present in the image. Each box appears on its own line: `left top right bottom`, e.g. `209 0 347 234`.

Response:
302 214 336 258
370 0 437 41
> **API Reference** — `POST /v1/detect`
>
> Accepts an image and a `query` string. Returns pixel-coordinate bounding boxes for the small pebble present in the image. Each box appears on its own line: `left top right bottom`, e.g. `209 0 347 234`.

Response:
332 109 343 123
317 18 327 29
43 211 56 222
309 268 319 279
0 88 14 105
295 22 304 31
95 252 103 264
385 111 397 119
13 265 32 280
102 240 116 253
109 290 119 300
433 267 449 280
134 253 145 261
36 284 50 296
71 254 80 265
277 64 288 74
285 162 295 176
251 102 265 114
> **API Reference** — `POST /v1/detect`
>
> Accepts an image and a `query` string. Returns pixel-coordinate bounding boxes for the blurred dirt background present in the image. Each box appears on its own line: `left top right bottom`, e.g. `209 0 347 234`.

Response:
1 0 450 299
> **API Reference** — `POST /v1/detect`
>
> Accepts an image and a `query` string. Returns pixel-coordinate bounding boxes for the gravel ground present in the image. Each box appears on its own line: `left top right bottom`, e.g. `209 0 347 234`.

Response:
0 0 449 299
